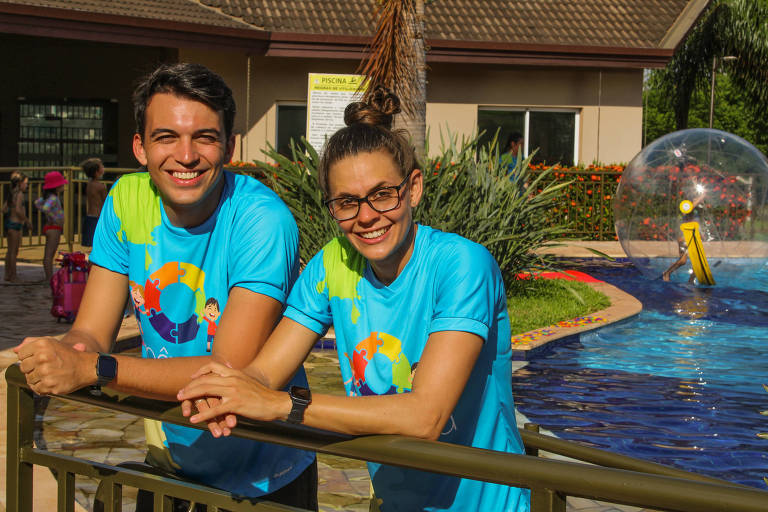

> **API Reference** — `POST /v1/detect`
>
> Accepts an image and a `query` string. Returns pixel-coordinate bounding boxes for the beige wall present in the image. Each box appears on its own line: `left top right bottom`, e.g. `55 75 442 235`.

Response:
179 51 644 165
0 37 644 168
426 63 643 164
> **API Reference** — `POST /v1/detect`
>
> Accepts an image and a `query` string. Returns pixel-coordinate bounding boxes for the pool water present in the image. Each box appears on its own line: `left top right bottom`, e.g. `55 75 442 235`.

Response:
511 260 768 488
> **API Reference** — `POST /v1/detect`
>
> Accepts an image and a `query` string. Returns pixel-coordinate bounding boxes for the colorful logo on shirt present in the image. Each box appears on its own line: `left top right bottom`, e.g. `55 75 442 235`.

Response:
130 261 207 344
344 332 413 396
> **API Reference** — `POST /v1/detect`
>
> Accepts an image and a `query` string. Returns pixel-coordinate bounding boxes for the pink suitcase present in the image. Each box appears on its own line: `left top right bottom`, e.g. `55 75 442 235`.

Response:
50 252 90 323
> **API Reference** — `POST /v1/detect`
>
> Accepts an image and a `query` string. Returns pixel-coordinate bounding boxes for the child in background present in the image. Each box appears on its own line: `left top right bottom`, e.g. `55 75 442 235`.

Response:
35 171 68 281
81 158 107 250
3 171 32 282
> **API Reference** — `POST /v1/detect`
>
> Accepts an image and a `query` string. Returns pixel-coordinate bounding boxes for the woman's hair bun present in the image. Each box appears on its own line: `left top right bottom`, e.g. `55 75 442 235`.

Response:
344 85 401 129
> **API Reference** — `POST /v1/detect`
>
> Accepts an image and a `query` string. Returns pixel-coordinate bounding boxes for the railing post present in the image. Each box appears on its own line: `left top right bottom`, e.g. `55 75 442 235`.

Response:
6 373 35 512
524 423 540 457
66 167 74 253
531 488 566 512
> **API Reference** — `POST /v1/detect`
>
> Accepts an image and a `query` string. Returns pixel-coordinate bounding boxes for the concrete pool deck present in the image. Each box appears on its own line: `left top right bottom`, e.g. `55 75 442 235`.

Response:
1 242 661 512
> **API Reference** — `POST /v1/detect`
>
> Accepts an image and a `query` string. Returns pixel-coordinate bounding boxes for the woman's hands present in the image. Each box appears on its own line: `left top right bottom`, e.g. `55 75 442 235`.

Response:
178 362 292 437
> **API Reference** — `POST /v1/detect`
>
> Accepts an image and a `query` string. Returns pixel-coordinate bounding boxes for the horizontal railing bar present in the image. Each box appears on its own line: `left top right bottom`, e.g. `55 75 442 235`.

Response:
22 449 302 512
7 365 768 512
3 364 742 487
518 428 745 487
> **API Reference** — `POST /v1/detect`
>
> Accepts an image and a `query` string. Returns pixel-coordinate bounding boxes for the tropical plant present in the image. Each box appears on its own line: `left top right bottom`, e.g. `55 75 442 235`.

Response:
258 131 572 292
644 70 768 156
415 131 572 291
256 140 339 264
655 0 768 130
357 0 427 154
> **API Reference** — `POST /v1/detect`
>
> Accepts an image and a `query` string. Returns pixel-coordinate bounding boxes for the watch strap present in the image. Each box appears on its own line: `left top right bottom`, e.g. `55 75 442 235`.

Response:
287 386 311 424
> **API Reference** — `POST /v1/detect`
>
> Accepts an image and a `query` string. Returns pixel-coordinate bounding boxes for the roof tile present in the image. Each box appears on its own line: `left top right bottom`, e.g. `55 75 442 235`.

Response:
1 0 695 48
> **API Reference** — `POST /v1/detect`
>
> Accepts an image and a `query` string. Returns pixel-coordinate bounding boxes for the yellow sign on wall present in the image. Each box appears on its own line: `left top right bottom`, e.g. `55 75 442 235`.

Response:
306 73 367 152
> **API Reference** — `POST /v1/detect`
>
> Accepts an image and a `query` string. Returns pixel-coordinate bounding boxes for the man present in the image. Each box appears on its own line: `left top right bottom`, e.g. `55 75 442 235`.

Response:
15 63 317 510
504 132 524 172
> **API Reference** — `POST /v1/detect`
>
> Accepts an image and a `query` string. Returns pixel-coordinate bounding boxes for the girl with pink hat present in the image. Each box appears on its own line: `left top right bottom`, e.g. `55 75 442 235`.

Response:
34 171 68 280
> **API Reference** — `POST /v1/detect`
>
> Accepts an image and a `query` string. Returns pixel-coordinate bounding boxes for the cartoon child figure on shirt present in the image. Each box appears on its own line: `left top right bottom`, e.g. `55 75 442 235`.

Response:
202 297 221 352
129 281 151 316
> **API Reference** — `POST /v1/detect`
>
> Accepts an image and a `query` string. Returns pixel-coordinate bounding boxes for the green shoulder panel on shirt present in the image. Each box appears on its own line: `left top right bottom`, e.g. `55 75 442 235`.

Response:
316 237 365 324
109 173 161 267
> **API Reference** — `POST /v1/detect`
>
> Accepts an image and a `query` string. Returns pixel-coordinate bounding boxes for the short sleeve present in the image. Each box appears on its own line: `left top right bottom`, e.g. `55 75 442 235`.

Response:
283 251 333 335
227 197 300 304
429 240 503 341
89 194 129 275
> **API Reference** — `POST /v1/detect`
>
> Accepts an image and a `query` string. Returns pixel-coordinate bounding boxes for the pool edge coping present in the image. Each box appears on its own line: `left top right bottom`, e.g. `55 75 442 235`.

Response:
511 279 642 359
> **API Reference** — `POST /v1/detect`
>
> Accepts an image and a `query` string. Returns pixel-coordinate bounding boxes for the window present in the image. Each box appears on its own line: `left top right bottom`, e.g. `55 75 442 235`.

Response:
276 104 307 158
18 100 118 167
478 108 579 166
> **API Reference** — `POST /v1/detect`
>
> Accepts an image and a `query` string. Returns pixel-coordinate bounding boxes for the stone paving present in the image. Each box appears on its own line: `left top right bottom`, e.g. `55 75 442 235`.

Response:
1 250 656 512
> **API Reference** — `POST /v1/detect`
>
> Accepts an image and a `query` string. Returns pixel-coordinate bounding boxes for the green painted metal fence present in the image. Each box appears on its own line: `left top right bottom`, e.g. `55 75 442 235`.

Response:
6 364 768 512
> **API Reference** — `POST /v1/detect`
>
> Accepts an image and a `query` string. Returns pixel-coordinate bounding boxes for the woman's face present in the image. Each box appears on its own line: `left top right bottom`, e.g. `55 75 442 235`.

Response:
20 178 28 192
327 149 422 275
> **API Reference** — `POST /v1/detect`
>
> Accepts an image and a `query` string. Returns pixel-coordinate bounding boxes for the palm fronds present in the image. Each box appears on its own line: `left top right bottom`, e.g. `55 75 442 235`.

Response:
357 0 421 117
656 0 768 129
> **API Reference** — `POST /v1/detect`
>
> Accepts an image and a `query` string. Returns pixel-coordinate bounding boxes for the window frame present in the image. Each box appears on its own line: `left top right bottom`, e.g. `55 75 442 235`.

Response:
275 102 308 157
478 106 580 166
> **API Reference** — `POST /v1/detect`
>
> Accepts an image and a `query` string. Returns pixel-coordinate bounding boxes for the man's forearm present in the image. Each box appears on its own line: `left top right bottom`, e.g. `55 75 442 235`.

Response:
60 328 109 352
107 353 223 401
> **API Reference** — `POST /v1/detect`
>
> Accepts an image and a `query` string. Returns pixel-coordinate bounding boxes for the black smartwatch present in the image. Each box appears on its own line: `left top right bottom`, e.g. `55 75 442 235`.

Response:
287 386 312 424
90 353 117 395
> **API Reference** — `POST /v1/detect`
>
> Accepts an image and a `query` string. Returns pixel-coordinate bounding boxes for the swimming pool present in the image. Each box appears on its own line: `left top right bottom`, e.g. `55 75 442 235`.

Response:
511 259 768 488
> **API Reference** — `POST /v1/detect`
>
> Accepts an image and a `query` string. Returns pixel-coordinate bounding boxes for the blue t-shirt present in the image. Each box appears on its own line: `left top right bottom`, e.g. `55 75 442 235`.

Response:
90 171 315 497
285 225 530 511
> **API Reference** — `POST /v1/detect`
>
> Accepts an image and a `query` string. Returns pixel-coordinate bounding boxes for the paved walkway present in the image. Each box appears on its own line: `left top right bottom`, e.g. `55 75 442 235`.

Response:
1 243 658 512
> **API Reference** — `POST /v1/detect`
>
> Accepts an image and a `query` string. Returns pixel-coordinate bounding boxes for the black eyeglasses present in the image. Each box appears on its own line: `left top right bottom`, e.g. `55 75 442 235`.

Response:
324 170 414 221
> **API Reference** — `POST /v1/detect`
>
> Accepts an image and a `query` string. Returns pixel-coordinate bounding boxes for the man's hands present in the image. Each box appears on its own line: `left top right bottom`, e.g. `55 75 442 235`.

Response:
14 337 96 395
178 362 291 437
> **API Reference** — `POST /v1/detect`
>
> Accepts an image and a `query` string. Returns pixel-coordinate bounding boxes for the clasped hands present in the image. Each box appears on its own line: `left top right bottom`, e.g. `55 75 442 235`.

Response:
178 362 291 438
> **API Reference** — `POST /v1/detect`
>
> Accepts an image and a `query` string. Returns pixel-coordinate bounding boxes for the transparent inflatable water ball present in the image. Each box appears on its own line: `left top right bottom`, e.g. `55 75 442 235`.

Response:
614 129 768 283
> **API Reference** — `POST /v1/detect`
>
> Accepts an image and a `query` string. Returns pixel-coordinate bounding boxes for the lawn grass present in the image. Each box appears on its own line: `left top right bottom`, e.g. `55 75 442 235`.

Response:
507 278 610 335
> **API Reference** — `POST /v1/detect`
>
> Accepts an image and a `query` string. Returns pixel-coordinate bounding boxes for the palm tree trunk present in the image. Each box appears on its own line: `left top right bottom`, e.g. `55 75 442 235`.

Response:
395 0 427 159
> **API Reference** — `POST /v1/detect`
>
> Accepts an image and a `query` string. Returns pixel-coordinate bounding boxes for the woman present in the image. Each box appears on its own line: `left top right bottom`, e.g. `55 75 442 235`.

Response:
178 87 530 511
3 171 32 282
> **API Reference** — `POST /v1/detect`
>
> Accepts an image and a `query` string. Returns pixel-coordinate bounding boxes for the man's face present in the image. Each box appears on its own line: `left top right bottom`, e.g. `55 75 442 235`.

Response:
204 303 220 322
132 92 235 227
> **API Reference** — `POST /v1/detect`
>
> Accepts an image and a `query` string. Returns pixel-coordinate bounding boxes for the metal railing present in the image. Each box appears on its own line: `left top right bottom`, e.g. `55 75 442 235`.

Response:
6 364 768 512
0 167 135 252
0 166 267 253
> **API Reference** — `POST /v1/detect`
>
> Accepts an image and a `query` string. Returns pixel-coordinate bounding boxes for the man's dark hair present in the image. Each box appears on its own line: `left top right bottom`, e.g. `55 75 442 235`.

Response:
506 132 523 150
133 62 236 140
80 157 103 179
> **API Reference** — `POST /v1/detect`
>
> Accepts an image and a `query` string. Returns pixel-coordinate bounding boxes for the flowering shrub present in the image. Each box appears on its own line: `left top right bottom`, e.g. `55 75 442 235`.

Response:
532 164 624 240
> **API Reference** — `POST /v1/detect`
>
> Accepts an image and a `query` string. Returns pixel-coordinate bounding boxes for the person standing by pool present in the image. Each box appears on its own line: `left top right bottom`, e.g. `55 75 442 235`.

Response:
80 157 107 251
178 86 531 512
35 171 67 281
3 171 32 282
14 62 317 511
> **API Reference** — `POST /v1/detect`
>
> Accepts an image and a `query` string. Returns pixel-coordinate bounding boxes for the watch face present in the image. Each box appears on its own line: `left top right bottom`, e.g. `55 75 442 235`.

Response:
291 386 311 402
97 355 117 379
